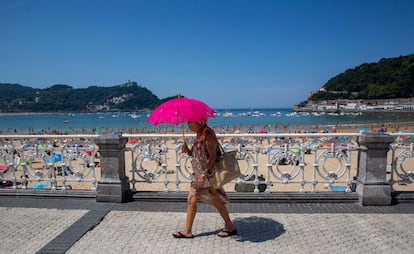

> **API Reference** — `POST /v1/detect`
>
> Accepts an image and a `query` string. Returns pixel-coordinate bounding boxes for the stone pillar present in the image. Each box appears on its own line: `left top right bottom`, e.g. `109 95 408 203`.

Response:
356 132 395 206
95 134 132 202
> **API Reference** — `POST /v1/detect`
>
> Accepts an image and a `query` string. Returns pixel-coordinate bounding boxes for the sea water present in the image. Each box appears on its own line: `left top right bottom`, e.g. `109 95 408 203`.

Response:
0 108 412 134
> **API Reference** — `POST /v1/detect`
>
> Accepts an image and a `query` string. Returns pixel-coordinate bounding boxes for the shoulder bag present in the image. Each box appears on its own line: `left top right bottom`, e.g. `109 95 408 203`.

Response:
207 144 242 189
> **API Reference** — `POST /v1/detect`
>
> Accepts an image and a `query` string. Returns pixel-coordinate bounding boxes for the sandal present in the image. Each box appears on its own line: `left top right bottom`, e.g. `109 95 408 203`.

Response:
217 229 237 237
173 231 194 239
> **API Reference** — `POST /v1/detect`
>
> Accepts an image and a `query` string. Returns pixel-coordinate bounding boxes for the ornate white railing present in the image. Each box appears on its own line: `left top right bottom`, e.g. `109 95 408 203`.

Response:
0 135 99 190
390 142 414 187
1 133 413 194
123 133 413 193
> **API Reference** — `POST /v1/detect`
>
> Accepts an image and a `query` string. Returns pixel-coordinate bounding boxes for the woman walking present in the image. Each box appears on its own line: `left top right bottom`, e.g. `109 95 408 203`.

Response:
172 119 237 238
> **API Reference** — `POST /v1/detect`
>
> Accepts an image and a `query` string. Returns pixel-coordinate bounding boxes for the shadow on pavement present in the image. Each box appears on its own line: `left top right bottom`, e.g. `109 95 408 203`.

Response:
233 216 285 243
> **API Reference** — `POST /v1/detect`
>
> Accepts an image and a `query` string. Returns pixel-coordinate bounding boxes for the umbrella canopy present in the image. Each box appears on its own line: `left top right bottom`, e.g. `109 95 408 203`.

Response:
146 97 215 125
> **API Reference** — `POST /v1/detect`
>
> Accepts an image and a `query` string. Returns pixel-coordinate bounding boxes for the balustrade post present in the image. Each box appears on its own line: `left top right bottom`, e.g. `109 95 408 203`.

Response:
95 134 132 202
356 132 395 206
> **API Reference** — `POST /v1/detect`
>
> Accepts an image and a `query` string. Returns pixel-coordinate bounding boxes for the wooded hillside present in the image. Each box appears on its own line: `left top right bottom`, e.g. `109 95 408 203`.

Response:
309 54 414 101
0 81 161 113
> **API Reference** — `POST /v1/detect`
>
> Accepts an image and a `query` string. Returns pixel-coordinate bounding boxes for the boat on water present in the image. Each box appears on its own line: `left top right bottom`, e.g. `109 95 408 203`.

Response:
222 112 234 118
128 113 141 119
270 112 282 117
250 111 265 117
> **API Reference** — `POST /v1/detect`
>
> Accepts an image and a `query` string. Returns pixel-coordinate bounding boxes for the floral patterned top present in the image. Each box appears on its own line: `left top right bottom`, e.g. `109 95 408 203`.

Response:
190 126 215 189
188 125 228 204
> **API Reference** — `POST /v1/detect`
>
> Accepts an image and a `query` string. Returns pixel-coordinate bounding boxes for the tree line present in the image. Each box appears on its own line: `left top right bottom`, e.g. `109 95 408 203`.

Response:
0 81 164 113
309 54 414 101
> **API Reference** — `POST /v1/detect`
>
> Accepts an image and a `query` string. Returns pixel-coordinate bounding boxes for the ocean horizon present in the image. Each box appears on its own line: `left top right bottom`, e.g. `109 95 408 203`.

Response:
1 108 413 134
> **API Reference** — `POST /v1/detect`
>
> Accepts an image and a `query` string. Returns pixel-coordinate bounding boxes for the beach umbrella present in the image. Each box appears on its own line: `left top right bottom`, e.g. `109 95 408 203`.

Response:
146 96 215 126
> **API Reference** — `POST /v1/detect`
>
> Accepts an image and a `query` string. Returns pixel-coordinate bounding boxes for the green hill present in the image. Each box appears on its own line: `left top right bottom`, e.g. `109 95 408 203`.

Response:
0 81 162 113
308 54 414 101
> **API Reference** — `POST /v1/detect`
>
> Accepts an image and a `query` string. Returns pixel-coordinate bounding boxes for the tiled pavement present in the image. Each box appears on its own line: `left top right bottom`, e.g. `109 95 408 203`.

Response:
1 196 413 254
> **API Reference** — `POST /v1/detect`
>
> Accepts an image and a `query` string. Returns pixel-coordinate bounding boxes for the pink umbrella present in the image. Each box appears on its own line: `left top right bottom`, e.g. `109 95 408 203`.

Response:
146 97 215 125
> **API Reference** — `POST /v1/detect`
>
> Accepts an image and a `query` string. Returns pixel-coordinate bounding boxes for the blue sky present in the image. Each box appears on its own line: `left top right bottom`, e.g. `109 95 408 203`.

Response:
1 0 413 109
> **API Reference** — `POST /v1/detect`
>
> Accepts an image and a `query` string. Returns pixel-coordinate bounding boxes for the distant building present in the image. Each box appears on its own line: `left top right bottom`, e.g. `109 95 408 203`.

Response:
296 98 414 112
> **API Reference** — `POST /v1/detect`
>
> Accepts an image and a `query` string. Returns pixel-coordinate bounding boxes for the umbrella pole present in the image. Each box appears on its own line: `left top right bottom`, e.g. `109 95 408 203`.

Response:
181 124 186 143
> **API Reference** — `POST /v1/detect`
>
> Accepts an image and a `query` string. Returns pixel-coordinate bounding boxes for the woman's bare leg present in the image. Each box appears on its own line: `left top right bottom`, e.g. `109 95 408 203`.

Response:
210 195 234 232
184 194 198 233
173 193 197 237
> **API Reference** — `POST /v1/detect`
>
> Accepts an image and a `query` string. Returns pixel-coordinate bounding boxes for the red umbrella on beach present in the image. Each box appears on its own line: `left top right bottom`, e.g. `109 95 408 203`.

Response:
146 96 215 126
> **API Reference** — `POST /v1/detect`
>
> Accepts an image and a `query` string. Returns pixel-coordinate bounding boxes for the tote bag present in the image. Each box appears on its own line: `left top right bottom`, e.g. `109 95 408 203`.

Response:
208 147 242 189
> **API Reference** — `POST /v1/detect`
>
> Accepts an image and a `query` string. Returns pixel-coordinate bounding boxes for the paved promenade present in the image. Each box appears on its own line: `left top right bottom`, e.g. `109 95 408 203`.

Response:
1 196 414 254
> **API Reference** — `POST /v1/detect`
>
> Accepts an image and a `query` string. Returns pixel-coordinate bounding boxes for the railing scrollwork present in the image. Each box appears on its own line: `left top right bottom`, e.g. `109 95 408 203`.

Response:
0 135 98 190
390 142 414 186
1 133 413 199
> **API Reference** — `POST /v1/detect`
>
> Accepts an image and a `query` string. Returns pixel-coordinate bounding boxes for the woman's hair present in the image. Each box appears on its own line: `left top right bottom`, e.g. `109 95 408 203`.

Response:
188 118 208 126
199 118 208 125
